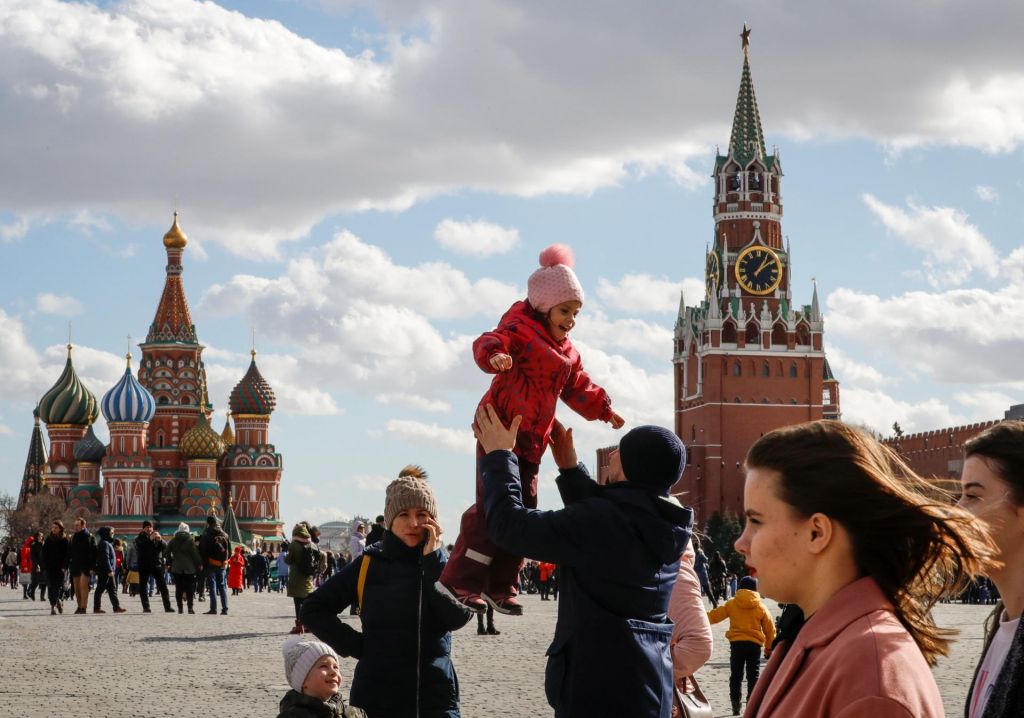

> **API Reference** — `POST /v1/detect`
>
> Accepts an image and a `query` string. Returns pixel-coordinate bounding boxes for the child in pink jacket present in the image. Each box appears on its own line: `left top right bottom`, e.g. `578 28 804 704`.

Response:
440 245 623 616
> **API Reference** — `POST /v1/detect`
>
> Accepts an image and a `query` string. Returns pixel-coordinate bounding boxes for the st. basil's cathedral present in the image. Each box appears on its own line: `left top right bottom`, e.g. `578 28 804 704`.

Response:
17 215 285 542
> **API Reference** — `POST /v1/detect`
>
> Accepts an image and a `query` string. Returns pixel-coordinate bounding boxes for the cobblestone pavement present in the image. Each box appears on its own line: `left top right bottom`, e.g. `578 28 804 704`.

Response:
0 586 992 717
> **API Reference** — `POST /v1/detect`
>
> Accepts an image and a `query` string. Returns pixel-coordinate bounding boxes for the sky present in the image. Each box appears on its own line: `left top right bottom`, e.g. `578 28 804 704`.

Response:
2 0 1023 533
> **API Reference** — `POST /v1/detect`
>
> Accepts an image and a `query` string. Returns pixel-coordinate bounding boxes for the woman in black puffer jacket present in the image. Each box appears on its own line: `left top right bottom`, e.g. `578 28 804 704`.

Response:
301 466 471 717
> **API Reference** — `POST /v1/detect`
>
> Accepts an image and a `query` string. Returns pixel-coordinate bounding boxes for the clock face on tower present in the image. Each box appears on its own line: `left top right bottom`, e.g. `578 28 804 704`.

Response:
705 250 722 298
735 245 782 295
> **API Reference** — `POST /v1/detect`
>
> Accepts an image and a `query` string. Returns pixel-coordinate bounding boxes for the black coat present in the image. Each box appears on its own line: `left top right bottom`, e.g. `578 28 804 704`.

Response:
365 524 385 545
135 531 164 571
30 539 45 577
42 535 70 572
301 532 472 718
482 451 693 718
277 689 366 718
966 602 1024 718
68 529 96 575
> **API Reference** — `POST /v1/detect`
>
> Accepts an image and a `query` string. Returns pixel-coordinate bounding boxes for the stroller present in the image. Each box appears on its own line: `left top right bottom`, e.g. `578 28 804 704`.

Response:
268 562 281 593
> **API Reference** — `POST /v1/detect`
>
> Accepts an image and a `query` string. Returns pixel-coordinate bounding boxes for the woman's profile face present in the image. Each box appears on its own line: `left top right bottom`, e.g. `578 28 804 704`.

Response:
958 456 1022 575
391 508 431 548
735 467 811 606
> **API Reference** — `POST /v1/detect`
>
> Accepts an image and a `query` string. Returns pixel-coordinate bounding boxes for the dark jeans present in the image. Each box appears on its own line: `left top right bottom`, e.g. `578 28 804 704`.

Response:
93 572 120 610
172 573 195 611
729 640 761 702
138 567 171 611
293 596 304 619
45 570 64 607
30 573 46 601
206 566 228 612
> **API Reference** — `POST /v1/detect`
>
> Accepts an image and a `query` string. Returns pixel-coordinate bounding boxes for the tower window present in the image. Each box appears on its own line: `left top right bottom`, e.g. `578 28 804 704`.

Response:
789 364 798 378
733 361 741 376
761 362 770 377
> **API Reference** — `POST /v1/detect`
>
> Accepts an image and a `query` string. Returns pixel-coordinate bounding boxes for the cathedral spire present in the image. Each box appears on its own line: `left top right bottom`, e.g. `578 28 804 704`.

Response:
147 213 198 344
810 278 822 322
728 24 767 166
18 406 48 509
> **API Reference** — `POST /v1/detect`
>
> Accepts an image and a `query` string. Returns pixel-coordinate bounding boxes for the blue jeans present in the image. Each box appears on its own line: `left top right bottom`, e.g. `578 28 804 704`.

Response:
206 567 228 612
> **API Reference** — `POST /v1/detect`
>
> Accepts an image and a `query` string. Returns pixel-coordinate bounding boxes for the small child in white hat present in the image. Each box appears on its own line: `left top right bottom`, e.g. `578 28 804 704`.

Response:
278 634 366 718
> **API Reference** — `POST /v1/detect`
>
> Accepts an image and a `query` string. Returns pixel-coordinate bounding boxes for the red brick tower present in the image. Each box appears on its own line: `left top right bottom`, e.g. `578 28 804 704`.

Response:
220 351 284 540
136 214 210 517
673 27 840 520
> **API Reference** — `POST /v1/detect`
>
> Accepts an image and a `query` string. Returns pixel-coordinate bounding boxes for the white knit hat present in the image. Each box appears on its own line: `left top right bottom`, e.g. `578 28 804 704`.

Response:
177 522 190 533
282 635 339 692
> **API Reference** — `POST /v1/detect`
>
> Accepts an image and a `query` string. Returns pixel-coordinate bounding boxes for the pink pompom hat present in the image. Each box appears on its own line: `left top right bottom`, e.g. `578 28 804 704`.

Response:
527 244 584 313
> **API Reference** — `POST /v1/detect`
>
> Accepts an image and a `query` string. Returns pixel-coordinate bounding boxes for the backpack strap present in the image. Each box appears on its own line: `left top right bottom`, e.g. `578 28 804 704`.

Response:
356 555 371 614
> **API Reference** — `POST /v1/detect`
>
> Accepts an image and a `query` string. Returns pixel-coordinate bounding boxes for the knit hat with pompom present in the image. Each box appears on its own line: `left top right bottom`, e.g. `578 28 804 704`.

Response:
527 244 584 314
384 465 439 529
282 634 339 692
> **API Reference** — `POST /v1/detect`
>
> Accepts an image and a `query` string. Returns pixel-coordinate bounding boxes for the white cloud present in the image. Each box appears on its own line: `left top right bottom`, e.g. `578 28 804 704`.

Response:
838 387 960 436
376 392 452 413
862 194 999 287
823 346 890 390
293 484 316 497
385 419 475 454
434 218 519 257
0 215 33 242
5 1 1023 255
35 292 83 316
574 311 674 360
975 185 1000 203
1003 247 1024 282
596 274 703 314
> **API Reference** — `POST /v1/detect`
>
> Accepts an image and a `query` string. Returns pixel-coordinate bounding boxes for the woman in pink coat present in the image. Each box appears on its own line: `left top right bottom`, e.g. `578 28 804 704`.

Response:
668 542 713 715
734 421 993 718
227 546 246 594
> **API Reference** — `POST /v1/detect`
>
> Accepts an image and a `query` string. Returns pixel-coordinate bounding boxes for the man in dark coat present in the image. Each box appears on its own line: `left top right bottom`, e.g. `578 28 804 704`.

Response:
364 516 385 546
28 531 46 601
93 526 126 614
199 515 231 614
135 521 173 612
474 406 693 718
68 517 96 614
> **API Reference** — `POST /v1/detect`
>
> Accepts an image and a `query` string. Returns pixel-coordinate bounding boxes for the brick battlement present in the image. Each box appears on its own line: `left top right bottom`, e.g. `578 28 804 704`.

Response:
883 419 1001 480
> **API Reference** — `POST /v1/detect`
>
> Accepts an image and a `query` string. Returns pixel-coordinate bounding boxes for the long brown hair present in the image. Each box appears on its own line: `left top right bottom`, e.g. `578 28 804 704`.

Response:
745 420 993 665
965 420 1024 505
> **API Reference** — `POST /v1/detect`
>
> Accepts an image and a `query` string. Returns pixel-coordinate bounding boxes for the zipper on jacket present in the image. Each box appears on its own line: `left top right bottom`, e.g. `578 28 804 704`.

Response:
417 559 423 718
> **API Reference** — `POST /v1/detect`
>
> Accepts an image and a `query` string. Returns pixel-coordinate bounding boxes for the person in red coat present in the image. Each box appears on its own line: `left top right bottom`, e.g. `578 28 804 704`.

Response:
440 244 624 616
227 546 247 595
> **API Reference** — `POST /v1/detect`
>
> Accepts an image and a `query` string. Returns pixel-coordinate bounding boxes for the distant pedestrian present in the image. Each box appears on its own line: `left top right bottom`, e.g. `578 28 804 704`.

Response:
959 421 1024 718
68 517 96 614
538 561 554 600
251 548 269 591
693 540 716 607
165 522 202 614
278 635 366 718
708 550 727 605
286 523 320 634
29 531 46 602
365 516 385 546
277 544 290 593
19 536 34 599
199 515 231 615
42 520 70 615
228 546 247 595
348 523 366 562
92 527 125 614
707 575 775 715
738 420 991 718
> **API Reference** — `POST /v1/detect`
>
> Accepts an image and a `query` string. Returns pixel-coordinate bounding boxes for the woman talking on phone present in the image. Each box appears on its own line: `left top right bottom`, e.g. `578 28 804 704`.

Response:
301 466 472 718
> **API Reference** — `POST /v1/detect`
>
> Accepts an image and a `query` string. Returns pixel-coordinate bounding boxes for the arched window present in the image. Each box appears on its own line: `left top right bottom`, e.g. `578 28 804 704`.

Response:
789 363 798 378
772 323 787 347
733 361 742 377
761 362 770 377
722 320 737 344
745 321 759 345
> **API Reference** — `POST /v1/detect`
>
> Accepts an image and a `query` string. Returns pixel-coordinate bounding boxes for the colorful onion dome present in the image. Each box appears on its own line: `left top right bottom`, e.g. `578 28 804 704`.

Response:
229 351 276 415
38 345 99 425
180 412 225 460
102 354 156 423
220 412 235 445
73 424 106 463
163 212 188 249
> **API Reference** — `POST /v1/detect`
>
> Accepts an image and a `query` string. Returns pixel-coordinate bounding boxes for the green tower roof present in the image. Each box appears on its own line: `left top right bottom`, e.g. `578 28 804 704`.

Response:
727 26 767 167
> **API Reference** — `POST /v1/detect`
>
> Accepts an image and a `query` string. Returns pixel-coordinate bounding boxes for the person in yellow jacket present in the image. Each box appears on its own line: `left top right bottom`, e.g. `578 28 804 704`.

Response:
708 575 776 716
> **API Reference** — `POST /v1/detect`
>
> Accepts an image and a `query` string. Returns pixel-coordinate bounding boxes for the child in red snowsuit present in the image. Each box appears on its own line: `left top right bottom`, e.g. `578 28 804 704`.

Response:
440 244 623 616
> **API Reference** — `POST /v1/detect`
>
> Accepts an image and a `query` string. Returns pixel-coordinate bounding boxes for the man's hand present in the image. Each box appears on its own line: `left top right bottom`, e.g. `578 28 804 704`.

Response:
489 353 513 372
608 411 625 429
548 419 578 469
472 404 521 454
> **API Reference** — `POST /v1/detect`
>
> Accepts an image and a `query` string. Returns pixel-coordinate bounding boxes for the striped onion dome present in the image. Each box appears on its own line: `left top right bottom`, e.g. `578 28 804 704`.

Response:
180 412 225 460
73 424 106 463
229 351 276 415
101 355 156 423
38 346 99 425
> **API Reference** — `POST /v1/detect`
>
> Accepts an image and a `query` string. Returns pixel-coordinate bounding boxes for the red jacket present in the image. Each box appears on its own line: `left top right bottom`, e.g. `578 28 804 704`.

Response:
474 300 614 463
538 562 555 582
19 539 34 574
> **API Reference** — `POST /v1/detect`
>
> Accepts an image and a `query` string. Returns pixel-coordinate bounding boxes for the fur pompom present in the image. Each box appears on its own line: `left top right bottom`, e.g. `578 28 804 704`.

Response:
398 464 429 480
538 244 575 269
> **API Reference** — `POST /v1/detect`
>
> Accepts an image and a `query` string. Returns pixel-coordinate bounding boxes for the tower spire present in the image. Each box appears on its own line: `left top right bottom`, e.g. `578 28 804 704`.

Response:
18 406 48 508
810 278 821 322
728 24 767 166
147 213 198 344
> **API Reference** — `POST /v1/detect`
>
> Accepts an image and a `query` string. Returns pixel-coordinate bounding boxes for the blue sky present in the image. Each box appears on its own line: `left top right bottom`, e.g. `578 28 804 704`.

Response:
2 0 1023 532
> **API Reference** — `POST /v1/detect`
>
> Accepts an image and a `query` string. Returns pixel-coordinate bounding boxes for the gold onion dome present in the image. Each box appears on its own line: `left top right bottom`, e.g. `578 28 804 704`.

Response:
180 412 225 460
220 412 235 445
38 346 99 425
163 212 188 249
229 351 277 415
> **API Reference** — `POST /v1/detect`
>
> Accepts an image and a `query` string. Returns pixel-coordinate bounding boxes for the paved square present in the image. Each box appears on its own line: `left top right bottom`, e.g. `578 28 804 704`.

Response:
0 587 991 717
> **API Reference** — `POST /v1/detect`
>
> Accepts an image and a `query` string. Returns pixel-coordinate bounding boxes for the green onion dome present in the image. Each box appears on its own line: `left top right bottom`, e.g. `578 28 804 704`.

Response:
73 424 107 463
180 412 225 460
38 346 99 426
228 351 276 415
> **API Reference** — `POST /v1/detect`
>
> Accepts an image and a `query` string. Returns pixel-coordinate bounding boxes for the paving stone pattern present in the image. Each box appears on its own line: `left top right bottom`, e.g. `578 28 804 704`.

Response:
0 587 991 717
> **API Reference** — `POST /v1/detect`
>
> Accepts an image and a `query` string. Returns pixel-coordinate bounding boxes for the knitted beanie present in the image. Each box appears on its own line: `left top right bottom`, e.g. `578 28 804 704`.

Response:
282 634 339 692
739 576 758 592
384 465 439 529
618 425 687 496
527 244 584 314
177 522 190 534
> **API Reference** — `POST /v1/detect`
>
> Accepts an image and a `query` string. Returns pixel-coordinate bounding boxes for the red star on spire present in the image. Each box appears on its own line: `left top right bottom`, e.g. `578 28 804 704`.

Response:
741 24 751 50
